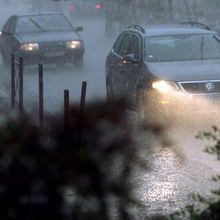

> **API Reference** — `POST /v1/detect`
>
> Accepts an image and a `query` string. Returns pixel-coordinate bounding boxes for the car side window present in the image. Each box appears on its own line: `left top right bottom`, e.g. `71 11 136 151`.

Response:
112 33 125 55
2 16 16 34
127 35 141 60
117 33 133 57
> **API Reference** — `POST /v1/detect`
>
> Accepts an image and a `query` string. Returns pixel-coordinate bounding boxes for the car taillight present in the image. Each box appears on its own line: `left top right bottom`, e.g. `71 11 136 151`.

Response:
95 3 101 10
69 4 75 11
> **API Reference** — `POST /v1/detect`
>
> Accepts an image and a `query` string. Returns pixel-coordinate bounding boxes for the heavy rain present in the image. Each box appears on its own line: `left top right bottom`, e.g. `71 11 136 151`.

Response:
0 0 220 220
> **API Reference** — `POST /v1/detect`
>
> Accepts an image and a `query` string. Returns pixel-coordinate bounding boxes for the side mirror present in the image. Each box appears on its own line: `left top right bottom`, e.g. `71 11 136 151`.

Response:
123 54 139 64
75 26 83 32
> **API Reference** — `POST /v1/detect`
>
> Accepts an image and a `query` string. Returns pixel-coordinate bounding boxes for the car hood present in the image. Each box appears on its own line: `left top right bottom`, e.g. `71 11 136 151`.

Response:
15 31 81 43
147 59 220 82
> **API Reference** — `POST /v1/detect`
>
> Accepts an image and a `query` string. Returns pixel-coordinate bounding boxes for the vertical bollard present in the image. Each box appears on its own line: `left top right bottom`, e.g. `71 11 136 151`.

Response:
64 89 69 129
80 81 87 113
11 54 15 108
19 57 23 114
39 64 44 127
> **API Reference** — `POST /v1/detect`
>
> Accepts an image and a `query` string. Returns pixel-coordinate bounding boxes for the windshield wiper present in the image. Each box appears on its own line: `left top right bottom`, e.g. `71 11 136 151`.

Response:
29 18 46 32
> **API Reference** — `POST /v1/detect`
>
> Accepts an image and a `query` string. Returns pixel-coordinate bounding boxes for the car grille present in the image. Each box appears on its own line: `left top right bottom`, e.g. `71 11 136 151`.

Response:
178 80 220 105
39 41 66 52
179 80 220 94
193 94 220 102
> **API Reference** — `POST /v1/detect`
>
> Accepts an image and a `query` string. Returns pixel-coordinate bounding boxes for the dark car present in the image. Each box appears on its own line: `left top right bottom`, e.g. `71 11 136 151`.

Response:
105 23 220 113
0 12 84 70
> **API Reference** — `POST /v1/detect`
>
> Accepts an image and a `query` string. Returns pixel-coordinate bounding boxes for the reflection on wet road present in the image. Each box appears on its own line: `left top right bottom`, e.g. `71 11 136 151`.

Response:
131 118 220 219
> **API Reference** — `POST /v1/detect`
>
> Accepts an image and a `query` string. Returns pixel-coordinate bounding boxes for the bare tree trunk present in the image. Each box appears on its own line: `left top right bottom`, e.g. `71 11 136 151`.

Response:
167 0 173 21
183 0 192 21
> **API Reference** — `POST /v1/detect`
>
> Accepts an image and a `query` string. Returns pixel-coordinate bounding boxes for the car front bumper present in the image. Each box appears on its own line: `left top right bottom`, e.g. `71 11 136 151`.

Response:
139 90 220 115
16 47 84 66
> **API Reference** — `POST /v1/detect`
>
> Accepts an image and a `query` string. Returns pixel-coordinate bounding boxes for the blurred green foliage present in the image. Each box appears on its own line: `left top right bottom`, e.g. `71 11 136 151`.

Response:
0 100 168 220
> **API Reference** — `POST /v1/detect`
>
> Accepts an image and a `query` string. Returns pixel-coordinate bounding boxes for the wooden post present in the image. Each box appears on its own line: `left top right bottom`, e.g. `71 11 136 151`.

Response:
39 64 44 127
64 89 69 128
80 81 87 113
11 54 15 108
19 57 23 113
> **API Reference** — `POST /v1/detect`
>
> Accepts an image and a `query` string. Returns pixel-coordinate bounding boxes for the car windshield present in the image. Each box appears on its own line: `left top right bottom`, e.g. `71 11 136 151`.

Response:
15 14 73 34
145 34 220 62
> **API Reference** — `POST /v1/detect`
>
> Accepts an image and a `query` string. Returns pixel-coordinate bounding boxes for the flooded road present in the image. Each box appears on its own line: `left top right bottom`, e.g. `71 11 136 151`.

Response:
0 4 220 219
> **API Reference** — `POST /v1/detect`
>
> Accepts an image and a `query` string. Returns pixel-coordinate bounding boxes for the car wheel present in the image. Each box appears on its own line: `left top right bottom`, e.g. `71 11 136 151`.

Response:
74 56 83 71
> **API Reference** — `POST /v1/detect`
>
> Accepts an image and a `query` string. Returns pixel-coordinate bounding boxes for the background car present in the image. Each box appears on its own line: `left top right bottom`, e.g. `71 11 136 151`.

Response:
65 0 105 19
0 12 85 70
105 23 220 112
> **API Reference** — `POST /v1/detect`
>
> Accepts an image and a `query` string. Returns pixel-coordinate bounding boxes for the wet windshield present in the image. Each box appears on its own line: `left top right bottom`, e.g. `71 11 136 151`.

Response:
16 14 73 33
145 34 220 62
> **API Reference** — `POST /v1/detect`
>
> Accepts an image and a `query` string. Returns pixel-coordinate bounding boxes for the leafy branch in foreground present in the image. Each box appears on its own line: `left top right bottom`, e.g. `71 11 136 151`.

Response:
0 99 169 220
169 126 220 220
196 126 220 160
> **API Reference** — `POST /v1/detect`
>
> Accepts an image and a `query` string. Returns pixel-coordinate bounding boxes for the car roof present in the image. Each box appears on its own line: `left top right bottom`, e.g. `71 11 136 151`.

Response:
14 11 66 18
127 24 217 37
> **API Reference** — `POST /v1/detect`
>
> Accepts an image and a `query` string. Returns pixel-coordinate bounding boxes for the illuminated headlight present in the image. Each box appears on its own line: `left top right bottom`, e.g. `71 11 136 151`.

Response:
66 40 81 49
20 43 39 51
152 80 178 93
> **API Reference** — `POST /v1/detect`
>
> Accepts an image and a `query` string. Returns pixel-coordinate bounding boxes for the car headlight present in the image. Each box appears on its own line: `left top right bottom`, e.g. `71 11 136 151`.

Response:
66 40 81 49
20 43 39 51
152 80 178 93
